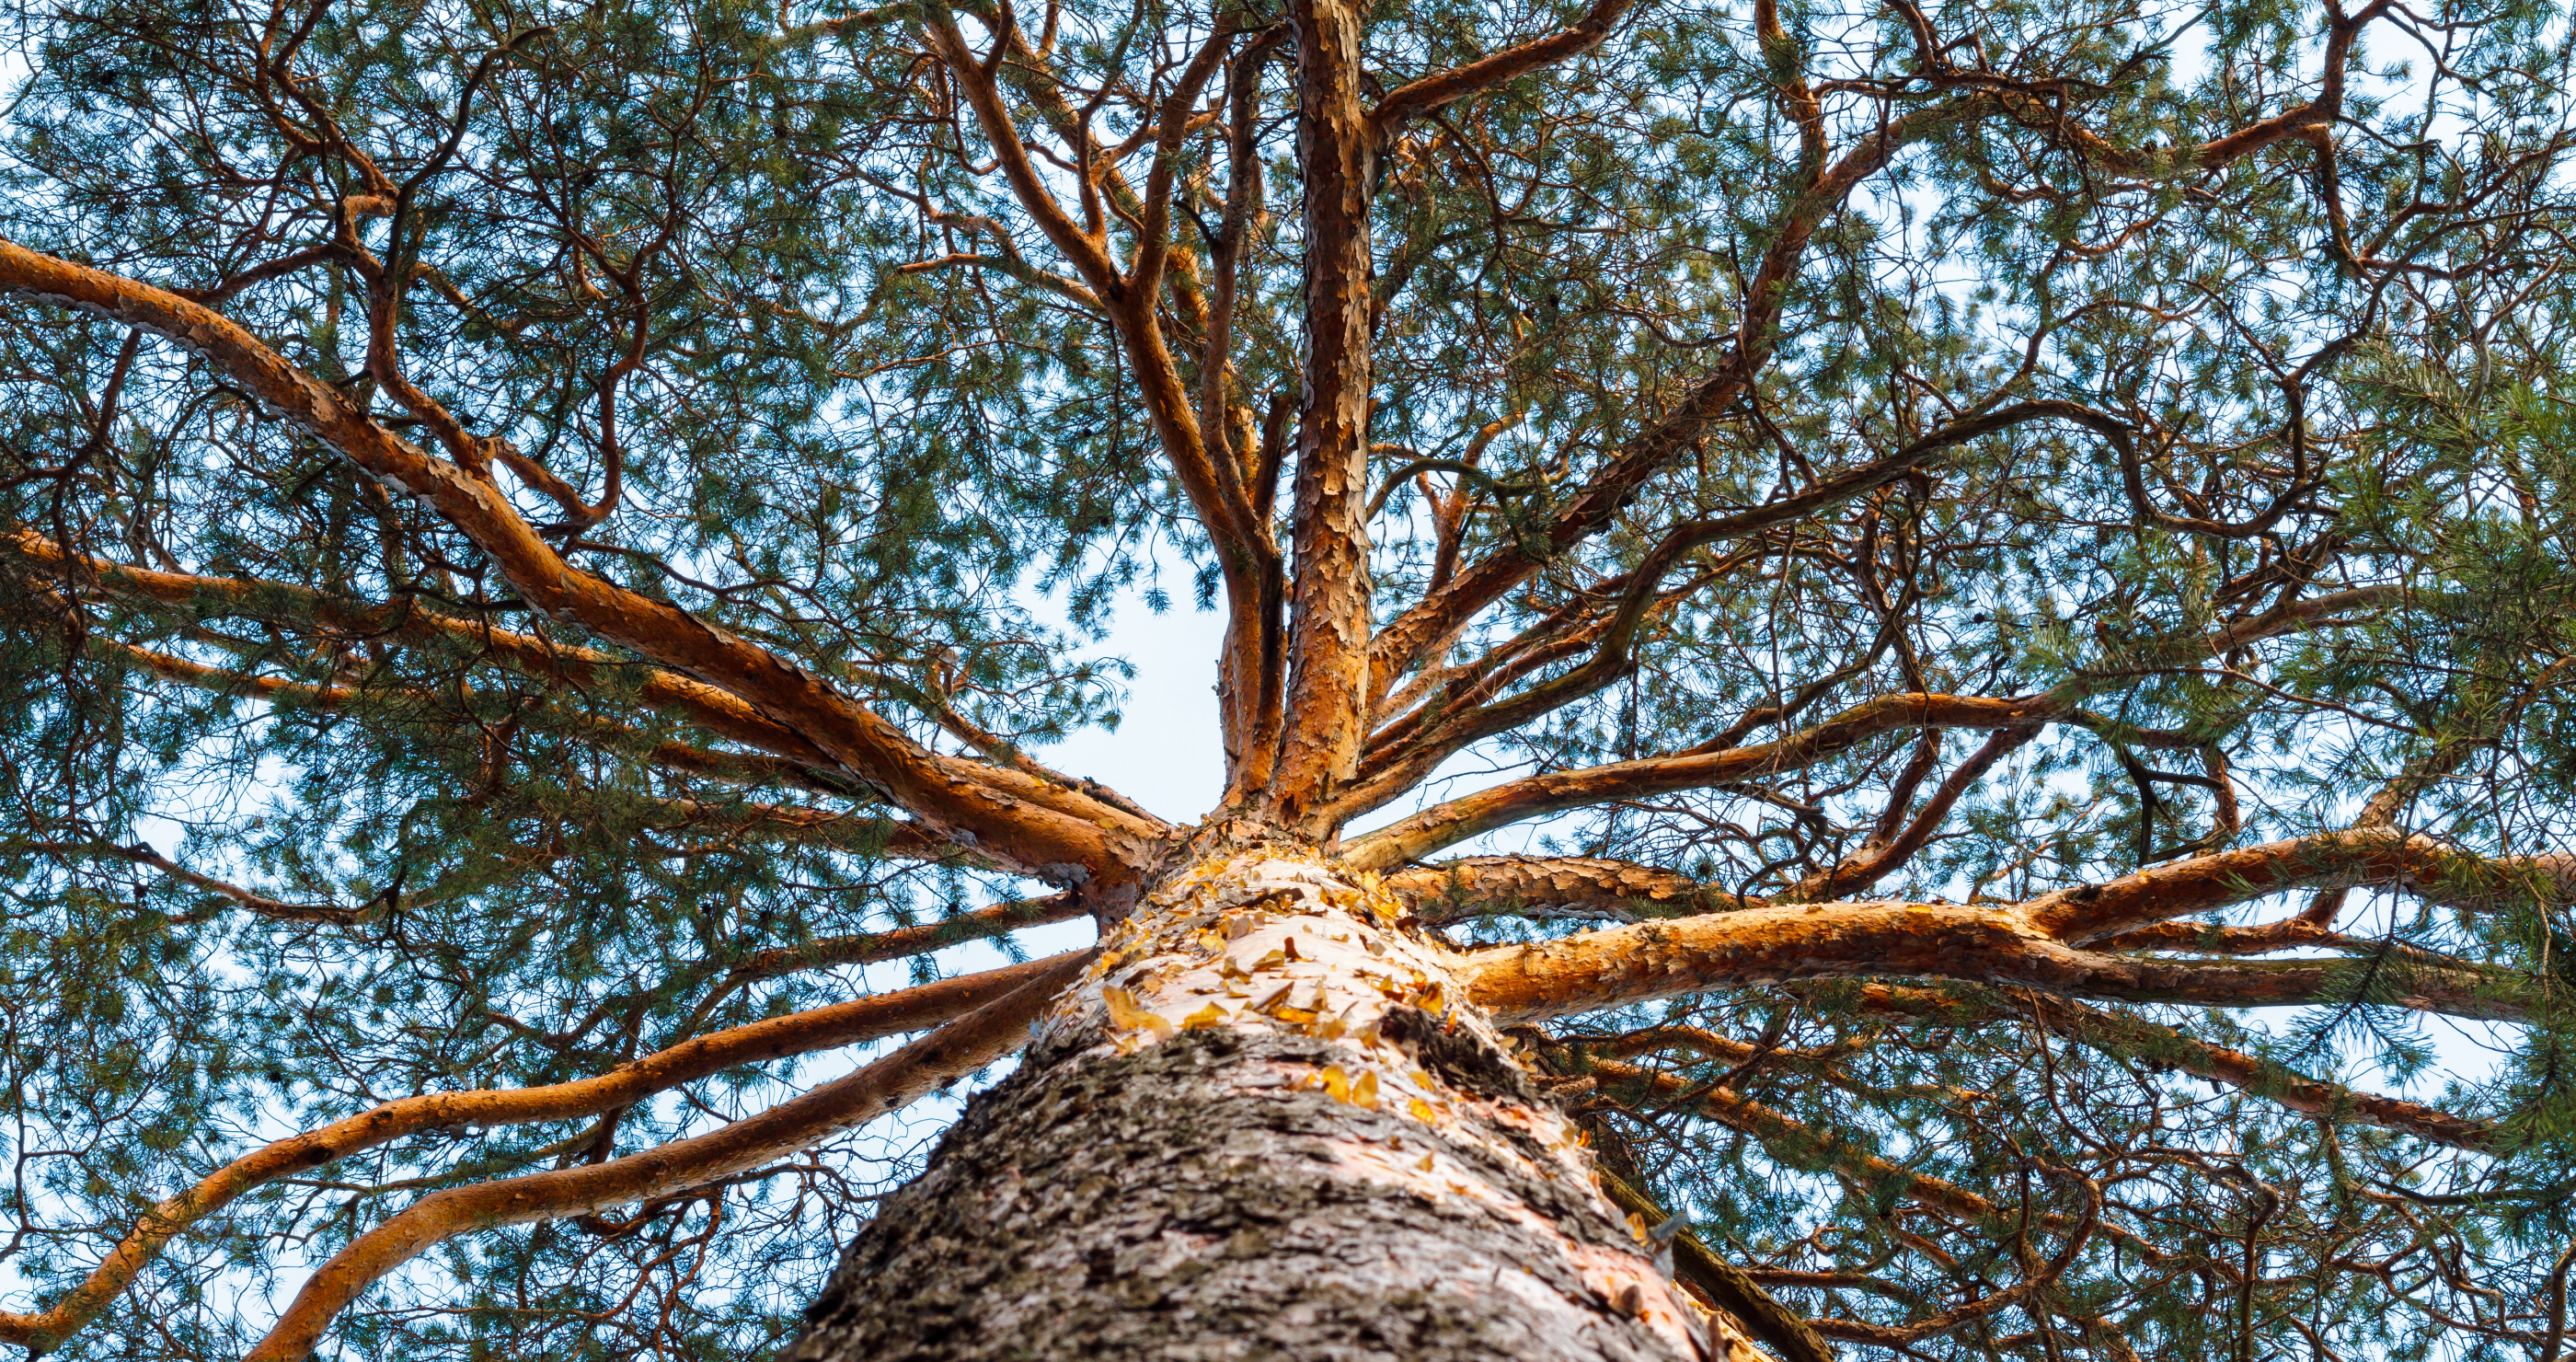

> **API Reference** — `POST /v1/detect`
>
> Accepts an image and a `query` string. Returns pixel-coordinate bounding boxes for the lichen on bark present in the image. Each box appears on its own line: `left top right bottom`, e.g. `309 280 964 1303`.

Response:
788 850 1764 1362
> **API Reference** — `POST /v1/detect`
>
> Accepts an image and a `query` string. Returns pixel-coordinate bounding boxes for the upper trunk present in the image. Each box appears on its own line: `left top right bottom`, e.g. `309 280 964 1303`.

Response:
785 848 1766 1361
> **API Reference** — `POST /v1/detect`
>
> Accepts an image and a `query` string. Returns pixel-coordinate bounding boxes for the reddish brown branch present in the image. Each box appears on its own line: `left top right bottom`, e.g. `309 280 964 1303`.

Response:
2022 828 2576 943
925 13 1277 775
1460 899 2536 1024
1262 0 1384 831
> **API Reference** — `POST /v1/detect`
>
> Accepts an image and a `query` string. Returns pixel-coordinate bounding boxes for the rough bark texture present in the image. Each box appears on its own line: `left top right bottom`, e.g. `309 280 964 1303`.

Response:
787 851 1762 1361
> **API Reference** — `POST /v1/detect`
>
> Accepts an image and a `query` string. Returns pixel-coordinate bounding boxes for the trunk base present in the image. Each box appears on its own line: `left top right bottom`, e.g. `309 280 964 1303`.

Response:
788 1027 1725 1360
789 850 1755 1361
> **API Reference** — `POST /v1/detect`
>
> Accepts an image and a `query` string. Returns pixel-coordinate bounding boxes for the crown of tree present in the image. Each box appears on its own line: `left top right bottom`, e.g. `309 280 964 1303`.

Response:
3 0 2574 1355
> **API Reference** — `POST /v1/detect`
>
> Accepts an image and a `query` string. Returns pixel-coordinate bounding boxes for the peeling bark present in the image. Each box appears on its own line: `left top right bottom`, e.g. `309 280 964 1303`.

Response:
1266 0 1381 831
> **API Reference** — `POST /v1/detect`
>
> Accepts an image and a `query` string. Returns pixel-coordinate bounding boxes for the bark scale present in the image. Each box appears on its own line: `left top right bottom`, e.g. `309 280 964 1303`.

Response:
787 850 1766 1361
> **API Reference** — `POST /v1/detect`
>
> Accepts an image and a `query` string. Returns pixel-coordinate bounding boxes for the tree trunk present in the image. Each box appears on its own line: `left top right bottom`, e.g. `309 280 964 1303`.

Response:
786 848 1765 1361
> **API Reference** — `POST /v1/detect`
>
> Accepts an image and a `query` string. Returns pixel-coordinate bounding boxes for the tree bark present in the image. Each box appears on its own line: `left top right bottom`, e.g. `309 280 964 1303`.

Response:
786 849 1765 1361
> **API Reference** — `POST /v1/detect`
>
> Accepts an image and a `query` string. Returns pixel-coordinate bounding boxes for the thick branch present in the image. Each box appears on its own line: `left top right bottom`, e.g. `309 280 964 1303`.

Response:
1460 899 2537 1023
2023 828 2576 943
1263 0 1382 830
0 239 1159 883
1386 855 1729 924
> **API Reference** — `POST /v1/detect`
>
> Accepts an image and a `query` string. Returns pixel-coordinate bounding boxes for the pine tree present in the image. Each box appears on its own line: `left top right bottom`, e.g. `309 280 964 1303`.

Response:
4 0 2576 1354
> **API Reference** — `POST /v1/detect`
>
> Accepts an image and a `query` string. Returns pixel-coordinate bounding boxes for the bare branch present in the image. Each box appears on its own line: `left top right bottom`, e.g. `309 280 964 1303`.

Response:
1460 897 2538 1024
1385 855 1727 924
1369 0 1639 133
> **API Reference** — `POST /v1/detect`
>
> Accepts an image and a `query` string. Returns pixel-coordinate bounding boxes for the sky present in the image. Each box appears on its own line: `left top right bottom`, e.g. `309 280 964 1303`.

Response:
0 10 2539 1338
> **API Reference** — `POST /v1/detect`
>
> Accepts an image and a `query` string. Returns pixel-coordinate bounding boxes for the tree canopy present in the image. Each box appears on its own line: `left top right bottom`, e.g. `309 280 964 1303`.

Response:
5 0 2576 1353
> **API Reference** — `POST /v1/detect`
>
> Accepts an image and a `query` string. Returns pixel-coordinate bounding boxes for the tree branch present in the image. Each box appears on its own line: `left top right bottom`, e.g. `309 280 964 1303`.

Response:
0 238 1159 884
1384 855 1729 924
1856 985 2499 1150
1344 693 2055 868
0 953 1077 1354
1460 898 2538 1024
1369 0 1639 133
1362 96 1996 706
1262 0 1383 830
4 525 849 777
2022 828 2576 943
242 952 1085 1361
717 895 1084 983
79 631 881 802
11 839 384 925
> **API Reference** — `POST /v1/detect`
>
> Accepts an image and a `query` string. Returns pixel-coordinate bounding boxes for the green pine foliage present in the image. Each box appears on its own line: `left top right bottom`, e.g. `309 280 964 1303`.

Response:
5 0 2576 1354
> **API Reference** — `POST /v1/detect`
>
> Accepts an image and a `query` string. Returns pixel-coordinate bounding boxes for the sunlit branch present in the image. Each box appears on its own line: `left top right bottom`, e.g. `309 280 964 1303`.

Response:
1459 898 2539 1024
891 253 1104 310
1384 855 1727 924
651 797 982 861
2021 828 2576 942
0 953 1076 1353
1260 0 1385 831
749 0 918 60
